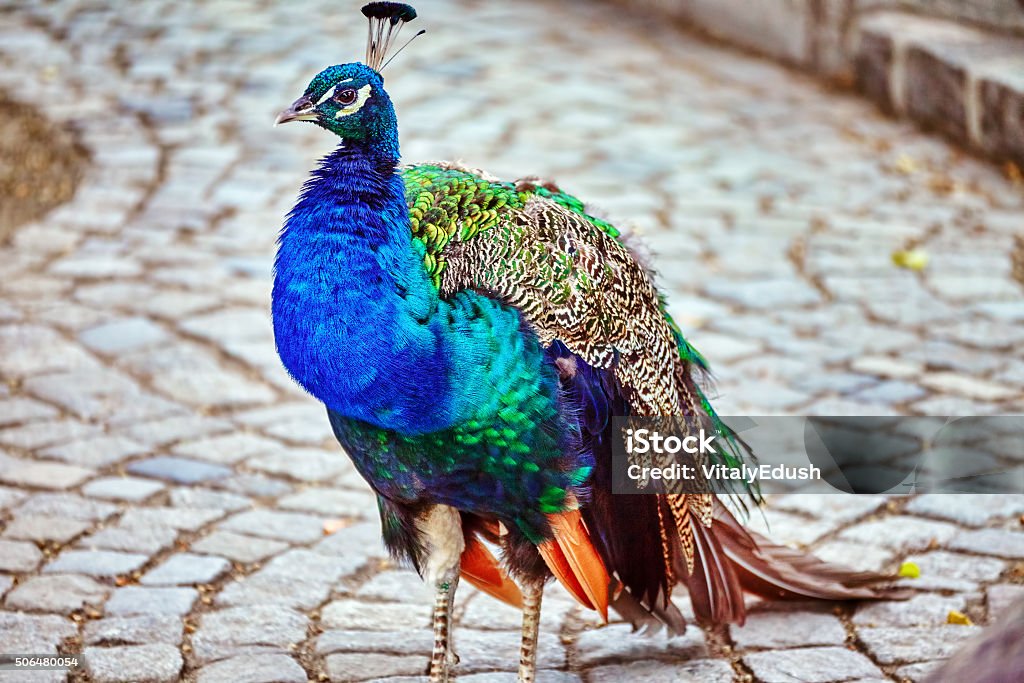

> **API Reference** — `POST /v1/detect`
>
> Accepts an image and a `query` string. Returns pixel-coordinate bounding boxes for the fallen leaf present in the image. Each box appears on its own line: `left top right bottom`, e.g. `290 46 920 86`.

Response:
947 610 973 626
323 518 349 535
898 561 920 579
892 249 929 271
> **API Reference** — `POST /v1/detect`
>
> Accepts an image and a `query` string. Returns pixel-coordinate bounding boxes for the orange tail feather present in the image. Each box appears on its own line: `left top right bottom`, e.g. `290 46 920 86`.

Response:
538 508 611 621
460 532 523 609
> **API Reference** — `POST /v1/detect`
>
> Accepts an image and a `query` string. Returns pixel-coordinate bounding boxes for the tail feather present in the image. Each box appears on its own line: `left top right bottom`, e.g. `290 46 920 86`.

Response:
707 500 907 620
680 505 746 625
460 531 523 609
538 508 611 621
609 585 688 636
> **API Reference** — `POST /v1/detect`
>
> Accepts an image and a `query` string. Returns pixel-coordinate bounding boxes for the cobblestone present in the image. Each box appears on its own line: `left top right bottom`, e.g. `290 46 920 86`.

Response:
82 476 166 502
195 653 307 683
83 615 184 646
731 609 847 649
858 625 977 664
4 574 109 614
140 553 231 586
105 587 198 617
0 539 43 572
3 515 91 543
84 643 183 683
0 0 1021 679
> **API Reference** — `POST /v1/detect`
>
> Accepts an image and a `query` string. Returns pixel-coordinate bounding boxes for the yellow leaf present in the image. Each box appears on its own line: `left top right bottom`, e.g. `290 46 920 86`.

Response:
894 154 919 174
898 561 920 579
892 249 929 271
322 518 349 535
947 610 973 626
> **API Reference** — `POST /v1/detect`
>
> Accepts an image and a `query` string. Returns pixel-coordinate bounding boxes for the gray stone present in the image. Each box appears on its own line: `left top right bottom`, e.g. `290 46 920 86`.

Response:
588 659 734 683
0 611 77 651
79 317 170 353
191 530 287 564
325 653 425 681
82 476 166 502
277 487 374 517
899 550 1006 592
15 493 117 521
321 599 430 631
191 605 308 664
4 574 110 613
168 487 252 511
0 485 27 509
79 524 179 556
316 630 433 656
216 473 293 498
357 571 434 603
576 623 705 666
217 549 349 609
84 615 183 646
127 456 232 484
743 646 884 682
84 644 182 683
0 397 59 426
118 506 225 531
195 654 307 683
0 419 103 450
894 661 943 683
0 539 44 571
839 516 960 551
174 433 282 465
123 415 233 447
40 435 148 469
905 494 1024 527
853 593 968 628
140 553 230 586
858 625 979 664
220 509 325 543
948 528 1024 559
987 584 1024 621
44 550 148 578
0 461 94 489
3 515 91 543
247 449 347 482
731 609 846 649
105 586 198 616
849 380 927 405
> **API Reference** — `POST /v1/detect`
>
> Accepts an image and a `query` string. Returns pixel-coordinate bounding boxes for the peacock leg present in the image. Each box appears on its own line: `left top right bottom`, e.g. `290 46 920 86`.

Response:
421 505 465 682
518 581 544 683
428 569 460 681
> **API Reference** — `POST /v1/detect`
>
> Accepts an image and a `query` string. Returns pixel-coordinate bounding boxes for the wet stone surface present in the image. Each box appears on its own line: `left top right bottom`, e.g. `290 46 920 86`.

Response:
0 0 1021 680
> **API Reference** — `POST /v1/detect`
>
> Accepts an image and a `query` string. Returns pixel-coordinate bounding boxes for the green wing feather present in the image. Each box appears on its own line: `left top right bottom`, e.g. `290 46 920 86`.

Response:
400 162 760 504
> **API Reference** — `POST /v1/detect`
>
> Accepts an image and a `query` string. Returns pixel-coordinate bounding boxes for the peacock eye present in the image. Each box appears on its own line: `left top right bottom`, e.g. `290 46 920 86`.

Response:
334 87 358 106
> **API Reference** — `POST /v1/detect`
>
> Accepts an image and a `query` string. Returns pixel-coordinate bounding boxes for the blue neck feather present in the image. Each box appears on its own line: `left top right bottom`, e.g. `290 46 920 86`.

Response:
272 142 457 433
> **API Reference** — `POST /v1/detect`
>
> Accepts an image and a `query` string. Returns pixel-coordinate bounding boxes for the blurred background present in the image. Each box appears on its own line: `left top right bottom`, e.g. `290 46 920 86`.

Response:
0 1 1022 682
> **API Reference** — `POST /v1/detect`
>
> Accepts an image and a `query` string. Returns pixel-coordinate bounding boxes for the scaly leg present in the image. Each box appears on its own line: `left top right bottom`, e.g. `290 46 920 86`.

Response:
518 581 544 683
429 568 460 681
420 505 465 682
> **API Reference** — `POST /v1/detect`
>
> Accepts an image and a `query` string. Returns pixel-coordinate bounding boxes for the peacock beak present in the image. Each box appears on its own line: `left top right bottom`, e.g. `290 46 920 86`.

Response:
275 96 318 126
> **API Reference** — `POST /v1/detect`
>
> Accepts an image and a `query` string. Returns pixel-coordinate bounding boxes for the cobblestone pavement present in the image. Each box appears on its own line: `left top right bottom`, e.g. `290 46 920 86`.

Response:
1 1 1022 682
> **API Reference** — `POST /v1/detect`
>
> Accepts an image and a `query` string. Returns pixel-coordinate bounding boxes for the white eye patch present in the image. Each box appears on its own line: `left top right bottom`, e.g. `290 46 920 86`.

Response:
316 79 354 106
334 83 373 118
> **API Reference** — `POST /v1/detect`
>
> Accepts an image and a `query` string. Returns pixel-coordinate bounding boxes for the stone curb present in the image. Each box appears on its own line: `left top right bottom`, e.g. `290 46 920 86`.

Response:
855 11 1024 170
608 1 1024 169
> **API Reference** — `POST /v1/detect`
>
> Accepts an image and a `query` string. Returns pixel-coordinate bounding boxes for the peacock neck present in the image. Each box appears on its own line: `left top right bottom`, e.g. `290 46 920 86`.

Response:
273 143 455 434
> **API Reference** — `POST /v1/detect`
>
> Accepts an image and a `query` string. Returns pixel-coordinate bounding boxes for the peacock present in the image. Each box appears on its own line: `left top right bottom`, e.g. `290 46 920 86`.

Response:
272 4 901 681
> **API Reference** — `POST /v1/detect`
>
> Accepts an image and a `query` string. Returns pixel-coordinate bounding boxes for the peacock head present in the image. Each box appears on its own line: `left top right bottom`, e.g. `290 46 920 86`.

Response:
274 2 422 155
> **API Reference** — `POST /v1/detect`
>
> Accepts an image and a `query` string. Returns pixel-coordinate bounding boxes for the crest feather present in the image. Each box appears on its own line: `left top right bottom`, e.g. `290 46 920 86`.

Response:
361 2 420 71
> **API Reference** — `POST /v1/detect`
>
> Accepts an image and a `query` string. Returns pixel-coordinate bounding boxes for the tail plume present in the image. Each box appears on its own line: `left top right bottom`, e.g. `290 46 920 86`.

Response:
681 499 907 626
